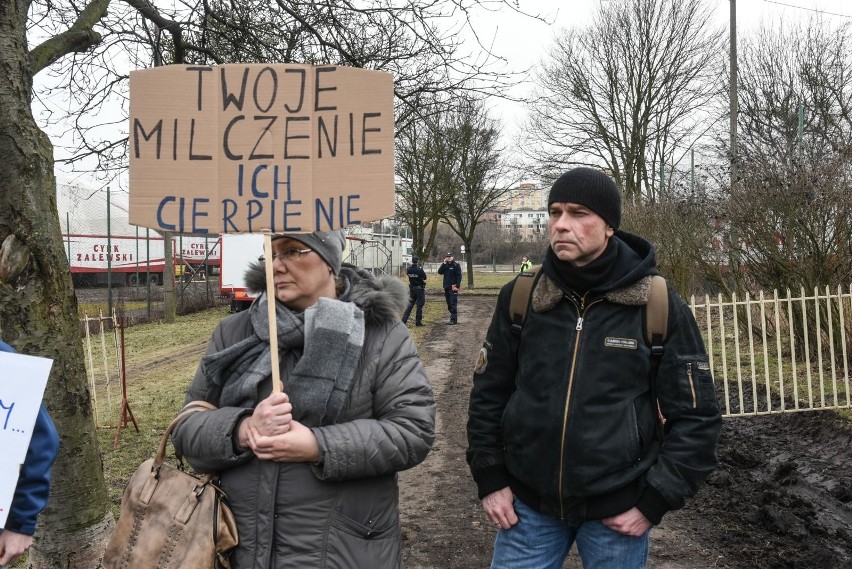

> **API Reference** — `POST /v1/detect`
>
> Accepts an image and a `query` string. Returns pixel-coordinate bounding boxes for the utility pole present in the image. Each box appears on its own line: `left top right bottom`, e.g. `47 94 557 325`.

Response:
728 0 742 276
729 0 738 187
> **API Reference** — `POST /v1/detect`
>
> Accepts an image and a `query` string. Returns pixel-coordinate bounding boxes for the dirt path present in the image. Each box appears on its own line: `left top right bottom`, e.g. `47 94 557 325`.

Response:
399 295 852 569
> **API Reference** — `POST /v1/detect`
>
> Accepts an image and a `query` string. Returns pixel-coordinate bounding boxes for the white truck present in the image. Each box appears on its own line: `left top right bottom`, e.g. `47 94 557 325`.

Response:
219 234 265 312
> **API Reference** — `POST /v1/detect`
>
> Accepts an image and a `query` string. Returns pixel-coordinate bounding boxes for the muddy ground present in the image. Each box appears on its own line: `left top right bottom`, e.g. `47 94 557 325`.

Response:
399 295 852 569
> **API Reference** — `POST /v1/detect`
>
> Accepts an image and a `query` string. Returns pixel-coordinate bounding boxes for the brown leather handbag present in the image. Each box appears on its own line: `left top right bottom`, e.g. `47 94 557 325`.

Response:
103 401 239 568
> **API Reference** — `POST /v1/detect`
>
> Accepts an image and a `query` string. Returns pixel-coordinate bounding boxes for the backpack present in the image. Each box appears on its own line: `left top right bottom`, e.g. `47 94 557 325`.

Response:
508 266 669 437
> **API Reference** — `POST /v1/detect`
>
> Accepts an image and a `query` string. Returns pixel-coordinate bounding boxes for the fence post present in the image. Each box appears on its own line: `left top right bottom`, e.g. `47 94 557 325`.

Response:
773 289 785 412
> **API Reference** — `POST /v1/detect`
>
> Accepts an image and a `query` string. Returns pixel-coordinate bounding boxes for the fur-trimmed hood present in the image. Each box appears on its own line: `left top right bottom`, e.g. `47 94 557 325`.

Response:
533 273 656 314
243 261 408 326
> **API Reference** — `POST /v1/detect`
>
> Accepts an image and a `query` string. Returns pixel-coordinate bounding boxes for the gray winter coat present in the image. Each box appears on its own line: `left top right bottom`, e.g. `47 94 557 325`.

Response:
172 265 435 568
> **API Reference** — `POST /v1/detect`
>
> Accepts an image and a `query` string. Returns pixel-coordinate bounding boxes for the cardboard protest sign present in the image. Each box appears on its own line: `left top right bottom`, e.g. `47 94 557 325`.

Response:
128 64 395 234
0 351 52 527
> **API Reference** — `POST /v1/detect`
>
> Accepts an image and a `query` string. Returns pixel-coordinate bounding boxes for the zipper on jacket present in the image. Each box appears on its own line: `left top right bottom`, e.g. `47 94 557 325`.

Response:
557 295 601 518
687 362 697 408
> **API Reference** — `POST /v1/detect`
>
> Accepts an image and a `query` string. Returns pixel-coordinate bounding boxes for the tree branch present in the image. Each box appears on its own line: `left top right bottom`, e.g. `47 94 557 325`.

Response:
28 0 112 75
121 0 186 63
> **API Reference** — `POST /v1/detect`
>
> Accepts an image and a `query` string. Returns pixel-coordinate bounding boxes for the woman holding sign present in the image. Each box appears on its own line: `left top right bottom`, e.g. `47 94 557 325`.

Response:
0 340 60 567
172 229 435 568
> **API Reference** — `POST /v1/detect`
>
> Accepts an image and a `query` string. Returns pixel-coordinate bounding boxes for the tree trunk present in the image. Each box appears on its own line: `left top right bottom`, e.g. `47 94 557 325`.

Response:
464 241 474 288
0 5 113 567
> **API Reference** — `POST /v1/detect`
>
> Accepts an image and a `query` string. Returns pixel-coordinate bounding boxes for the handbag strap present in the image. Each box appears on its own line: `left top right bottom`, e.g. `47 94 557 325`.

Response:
153 400 218 473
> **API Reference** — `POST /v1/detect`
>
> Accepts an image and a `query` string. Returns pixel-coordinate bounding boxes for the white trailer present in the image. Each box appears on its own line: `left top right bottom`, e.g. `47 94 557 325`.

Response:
219 234 265 312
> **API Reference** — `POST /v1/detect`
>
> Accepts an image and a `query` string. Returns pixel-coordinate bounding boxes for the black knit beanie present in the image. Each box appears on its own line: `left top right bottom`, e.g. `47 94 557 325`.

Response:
547 167 621 229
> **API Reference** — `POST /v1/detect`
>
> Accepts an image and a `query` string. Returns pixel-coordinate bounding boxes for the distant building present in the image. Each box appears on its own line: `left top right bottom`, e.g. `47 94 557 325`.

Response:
501 183 548 211
494 183 549 240
498 209 548 241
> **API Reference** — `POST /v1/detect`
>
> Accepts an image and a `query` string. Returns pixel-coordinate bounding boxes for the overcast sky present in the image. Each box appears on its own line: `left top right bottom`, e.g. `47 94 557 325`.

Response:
45 0 852 191
474 0 852 144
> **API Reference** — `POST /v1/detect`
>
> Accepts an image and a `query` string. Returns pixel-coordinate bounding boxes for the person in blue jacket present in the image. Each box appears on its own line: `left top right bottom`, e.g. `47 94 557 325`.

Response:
0 340 60 567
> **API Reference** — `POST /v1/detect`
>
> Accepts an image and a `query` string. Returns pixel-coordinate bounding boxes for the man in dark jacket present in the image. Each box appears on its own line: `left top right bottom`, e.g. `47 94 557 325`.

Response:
437 251 462 324
402 256 427 326
466 167 721 568
0 340 60 567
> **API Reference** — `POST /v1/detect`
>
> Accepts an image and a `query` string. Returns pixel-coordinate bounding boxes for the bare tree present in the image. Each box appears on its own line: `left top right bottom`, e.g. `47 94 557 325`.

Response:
36 0 538 184
717 18 852 294
5 1 541 565
695 19 852 356
622 198 718 298
441 98 516 287
523 0 723 202
395 111 456 263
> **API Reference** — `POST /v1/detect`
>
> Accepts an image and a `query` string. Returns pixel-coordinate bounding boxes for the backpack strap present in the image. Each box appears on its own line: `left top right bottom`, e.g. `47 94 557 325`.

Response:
508 265 542 336
645 275 669 439
646 275 669 349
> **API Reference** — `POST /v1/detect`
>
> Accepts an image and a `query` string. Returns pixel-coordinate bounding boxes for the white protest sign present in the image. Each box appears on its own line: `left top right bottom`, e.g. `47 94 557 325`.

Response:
0 351 52 529
0 351 52 465
128 63 396 234
0 462 21 528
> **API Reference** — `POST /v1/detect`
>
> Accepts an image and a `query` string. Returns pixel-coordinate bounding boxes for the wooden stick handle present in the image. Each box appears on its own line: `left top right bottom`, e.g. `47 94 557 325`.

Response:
263 234 282 393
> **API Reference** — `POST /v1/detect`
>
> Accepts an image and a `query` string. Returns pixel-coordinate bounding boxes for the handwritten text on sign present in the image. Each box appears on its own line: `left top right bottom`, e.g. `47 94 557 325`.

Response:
0 352 52 464
128 64 395 234
0 351 52 528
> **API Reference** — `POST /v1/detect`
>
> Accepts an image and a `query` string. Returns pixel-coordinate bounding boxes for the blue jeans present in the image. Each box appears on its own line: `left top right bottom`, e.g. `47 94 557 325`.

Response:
491 498 649 569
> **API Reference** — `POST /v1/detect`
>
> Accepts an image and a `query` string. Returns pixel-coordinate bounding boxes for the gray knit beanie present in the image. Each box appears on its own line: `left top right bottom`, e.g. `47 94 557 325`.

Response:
272 230 346 275
547 167 621 229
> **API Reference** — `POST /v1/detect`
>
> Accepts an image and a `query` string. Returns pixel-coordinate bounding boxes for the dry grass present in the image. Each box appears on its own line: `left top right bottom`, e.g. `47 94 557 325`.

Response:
89 307 229 519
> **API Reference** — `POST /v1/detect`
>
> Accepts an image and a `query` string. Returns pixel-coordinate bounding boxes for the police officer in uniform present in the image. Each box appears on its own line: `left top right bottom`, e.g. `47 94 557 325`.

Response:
402 255 427 326
437 251 462 325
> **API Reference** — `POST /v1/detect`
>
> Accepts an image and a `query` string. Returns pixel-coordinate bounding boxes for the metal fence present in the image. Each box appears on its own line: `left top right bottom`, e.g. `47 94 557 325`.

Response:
691 286 852 418
81 279 852 421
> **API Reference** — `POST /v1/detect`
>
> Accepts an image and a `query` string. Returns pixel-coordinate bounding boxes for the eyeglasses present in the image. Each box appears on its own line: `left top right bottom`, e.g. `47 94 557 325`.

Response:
268 248 313 262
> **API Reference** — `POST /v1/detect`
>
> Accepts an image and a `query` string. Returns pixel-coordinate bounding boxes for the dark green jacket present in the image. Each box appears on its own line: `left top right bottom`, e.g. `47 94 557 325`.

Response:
467 233 721 524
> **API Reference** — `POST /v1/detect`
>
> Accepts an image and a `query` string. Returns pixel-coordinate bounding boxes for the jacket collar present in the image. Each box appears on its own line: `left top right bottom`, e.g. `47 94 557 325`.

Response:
532 273 656 313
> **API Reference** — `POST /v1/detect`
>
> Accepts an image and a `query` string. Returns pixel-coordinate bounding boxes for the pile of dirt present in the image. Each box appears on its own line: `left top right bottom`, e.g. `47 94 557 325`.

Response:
399 295 852 569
